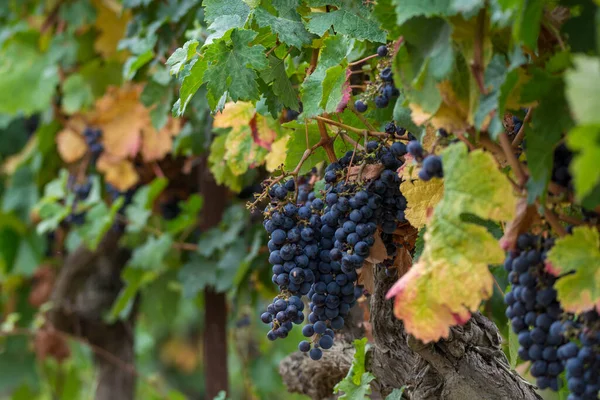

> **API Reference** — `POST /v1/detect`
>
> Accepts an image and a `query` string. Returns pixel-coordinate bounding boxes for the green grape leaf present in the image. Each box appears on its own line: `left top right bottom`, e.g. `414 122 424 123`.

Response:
203 0 251 27
307 9 386 43
125 178 169 233
254 8 313 48
522 69 573 202
260 55 300 111
128 234 174 270
109 267 157 321
166 39 199 75
283 120 328 175
175 58 208 116
61 74 94 114
178 254 218 298
567 125 600 201
123 49 154 80
215 241 247 292
301 35 350 117
333 338 375 399
166 194 204 235
547 226 600 314
391 0 455 25
385 387 406 400
0 39 59 116
78 197 124 251
511 0 543 50
203 29 268 103
387 143 517 342
565 55 600 126
321 65 350 113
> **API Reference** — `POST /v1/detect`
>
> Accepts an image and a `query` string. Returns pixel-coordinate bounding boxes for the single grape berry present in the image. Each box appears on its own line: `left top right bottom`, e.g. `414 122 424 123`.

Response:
423 155 443 178
298 341 311 352
407 140 423 158
377 45 388 57
374 95 389 108
355 100 367 113
309 348 323 360
380 67 393 82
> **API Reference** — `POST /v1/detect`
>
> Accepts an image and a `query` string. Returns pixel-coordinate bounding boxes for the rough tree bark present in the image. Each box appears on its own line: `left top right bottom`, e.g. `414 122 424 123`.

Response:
197 157 230 399
48 234 135 400
280 268 542 400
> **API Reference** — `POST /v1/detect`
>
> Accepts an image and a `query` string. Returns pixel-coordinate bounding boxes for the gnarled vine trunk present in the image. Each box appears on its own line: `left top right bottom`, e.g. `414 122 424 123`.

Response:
280 268 541 400
48 234 136 400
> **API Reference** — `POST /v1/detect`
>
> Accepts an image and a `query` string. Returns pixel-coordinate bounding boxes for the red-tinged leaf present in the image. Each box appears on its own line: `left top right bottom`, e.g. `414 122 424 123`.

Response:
335 68 352 113
249 113 275 150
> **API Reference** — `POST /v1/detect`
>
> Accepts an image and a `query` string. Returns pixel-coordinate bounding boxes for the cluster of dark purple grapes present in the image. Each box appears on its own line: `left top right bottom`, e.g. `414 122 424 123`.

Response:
405 140 444 181
354 45 399 112
504 233 566 391
552 143 573 189
65 176 92 225
260 140 409 360
84 127 104 164
557 311 600 400
62 127 106 226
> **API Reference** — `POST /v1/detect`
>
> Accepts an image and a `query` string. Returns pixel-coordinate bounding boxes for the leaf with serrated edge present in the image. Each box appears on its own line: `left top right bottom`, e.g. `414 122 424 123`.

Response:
387 143 517 342
546 226 600 313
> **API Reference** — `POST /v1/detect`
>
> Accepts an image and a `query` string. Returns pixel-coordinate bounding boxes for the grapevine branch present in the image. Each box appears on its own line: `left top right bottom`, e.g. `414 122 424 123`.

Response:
511 107 534 148
348 53 378 67
315 116 409 140
317 120 338 163
498 132 527 186
471 8 487 95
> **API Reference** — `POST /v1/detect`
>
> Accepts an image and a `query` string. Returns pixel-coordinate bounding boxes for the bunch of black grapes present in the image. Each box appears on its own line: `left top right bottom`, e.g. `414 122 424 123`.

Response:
552 143 573 189
504 234 566 391
355 45 400 113
557 311 600 400
63 127 105 226
260 134 409 360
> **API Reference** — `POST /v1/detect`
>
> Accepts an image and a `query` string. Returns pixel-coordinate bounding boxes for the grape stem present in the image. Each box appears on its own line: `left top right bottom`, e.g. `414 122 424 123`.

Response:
317 119 338 162
537 202 568 237
339 131 364 151
511 107 534 148
314 116 408 140
470 9 487 95
348 53 378 67
498 132 527 187
349 103 377 132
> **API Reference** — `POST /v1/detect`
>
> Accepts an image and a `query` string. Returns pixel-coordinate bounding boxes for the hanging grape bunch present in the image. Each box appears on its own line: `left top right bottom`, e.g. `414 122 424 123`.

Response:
258 130 410 360
503 233 566 391
354 45 400 113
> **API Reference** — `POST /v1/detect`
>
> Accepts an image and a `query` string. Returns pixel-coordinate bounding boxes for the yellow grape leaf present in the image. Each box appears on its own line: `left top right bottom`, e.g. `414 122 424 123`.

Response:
410 81 471 133
56 122 87 163
88 85 146 160
546 226 600 314
141 117 181 162
400 176 444 229
388 143 517 342
265 135 289 172
97 155 139 191
213 101 272 175
92 0 130 59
